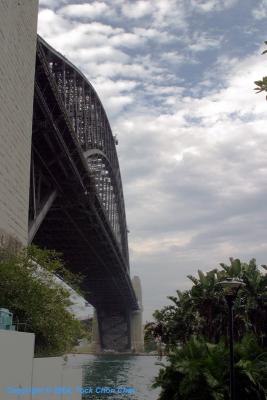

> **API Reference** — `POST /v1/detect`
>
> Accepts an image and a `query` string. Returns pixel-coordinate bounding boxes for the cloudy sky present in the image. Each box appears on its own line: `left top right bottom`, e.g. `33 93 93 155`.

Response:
38 0 267 321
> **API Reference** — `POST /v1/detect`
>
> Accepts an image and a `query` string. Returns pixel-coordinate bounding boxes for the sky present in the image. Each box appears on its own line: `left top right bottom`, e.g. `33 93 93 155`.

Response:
37 0 267 321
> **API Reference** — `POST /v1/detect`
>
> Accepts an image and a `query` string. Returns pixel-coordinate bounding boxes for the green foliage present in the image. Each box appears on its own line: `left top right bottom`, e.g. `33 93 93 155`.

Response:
151 258 267 399
25 245 85 296
144 322 157 352
254 41 267 95
151 258 267 348
0 245 86 356
153 335 267 400
80 318 93 342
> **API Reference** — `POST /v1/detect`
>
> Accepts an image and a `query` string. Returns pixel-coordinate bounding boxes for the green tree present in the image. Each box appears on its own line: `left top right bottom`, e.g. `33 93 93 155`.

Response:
0 245 86 356
151 259 267 348
144 322 157 352
153 335 267 400
254 40 267 97
151 258 267 399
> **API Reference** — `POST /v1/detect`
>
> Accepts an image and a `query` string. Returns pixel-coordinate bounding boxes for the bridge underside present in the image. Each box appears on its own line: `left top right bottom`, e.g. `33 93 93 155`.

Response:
29 38 138 350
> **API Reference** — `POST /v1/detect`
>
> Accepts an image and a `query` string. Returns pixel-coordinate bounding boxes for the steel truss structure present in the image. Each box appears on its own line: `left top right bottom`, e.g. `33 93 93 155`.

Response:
29 36 138 325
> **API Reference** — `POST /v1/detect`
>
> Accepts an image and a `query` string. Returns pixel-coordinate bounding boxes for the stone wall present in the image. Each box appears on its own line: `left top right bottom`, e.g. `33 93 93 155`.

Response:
0 0 39 245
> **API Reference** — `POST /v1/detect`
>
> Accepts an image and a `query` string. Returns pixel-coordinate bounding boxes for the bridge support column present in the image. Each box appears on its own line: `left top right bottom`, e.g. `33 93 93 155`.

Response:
130 310 144 353
90 310 101 353
130 276 144 353
92 276 144 353
95 309 131 352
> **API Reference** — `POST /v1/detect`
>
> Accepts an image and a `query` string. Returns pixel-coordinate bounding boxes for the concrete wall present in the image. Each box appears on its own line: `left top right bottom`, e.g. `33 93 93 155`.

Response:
0 330 35 400
0 331 82 400
0 0 39 246
33 357 82 400
32 357 63 400
61 366 82 400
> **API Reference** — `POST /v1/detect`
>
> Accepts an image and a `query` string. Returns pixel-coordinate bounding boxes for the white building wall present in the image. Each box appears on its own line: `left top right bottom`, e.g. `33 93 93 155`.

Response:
32 357 63 400
0 0 39 246
32 357 82 400
0 330 35 400
61 367 82 400
0 331 82 400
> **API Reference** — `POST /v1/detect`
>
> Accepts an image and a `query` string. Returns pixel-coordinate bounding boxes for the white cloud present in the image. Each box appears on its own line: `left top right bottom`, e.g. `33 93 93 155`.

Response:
252 0 267 20
174 146 200 161
68 46 129 63
133 27 177 43
161 51 187 64
82 61 147 79
131 234 192 255
144 83 184 96
153 0 187 28
121 1 154 19
92 78 137 115
188 32 223 52
38 9 72 37
105 95 134 115
120 0 187 29
39 0 68 7
110 32 145 48
58 2 111 19
190 0 238 13
39 0 57 6
76 22 123 36
94 78 138 96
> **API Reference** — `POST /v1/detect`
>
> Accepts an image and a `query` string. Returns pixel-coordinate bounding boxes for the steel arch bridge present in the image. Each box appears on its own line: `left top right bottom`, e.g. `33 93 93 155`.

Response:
29 36 138 351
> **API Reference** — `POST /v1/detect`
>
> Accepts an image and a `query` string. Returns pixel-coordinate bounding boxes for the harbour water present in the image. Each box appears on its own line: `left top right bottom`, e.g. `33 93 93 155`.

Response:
66 354 164 400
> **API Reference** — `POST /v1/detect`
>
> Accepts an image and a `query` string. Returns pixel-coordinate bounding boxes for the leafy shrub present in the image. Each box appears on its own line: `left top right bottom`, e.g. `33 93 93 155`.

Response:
0 245 86 356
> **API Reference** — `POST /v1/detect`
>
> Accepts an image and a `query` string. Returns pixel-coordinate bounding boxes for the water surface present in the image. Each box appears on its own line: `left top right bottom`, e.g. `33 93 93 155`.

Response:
66 354 163 400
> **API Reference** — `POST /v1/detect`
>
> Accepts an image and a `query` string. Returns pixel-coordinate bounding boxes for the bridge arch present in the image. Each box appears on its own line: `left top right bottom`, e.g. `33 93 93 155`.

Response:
37 36 129 263
84 149 123 249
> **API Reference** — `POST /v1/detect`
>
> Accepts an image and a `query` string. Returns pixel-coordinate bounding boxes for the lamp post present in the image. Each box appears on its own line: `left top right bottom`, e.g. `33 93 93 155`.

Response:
217 278 245 400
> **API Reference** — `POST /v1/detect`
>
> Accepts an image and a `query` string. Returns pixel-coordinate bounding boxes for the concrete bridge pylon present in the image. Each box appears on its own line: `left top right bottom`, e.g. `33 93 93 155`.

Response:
131 276 144 353
91 275 144 353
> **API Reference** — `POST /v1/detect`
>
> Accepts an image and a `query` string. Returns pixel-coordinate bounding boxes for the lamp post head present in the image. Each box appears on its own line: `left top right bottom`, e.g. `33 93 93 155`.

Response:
216 277 245 301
